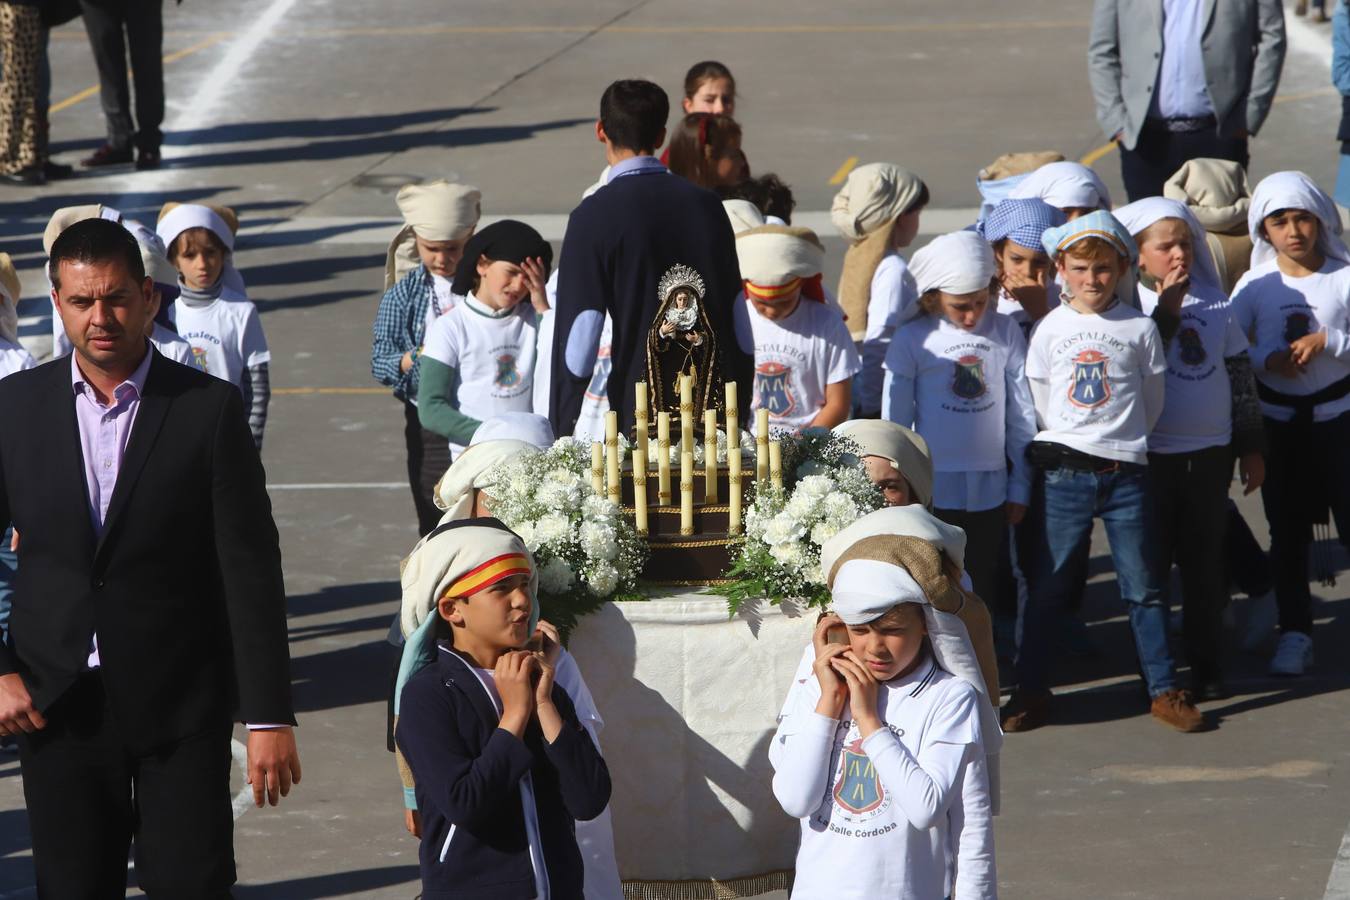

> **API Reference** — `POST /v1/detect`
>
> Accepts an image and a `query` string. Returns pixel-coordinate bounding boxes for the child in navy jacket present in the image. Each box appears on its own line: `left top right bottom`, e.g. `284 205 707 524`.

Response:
395 519 611 899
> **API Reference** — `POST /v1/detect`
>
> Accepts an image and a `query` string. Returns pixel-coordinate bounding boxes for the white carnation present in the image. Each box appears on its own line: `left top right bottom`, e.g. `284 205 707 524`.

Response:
801 560 825 585
785 490 821 522
588 563 619 597
810 521 841 547
583 494 617 520
797 475 834 500
535 513 570 546
769 541 806 571
762 514 806 547
513 520 538 550
580 521 619 561
538 556 575 593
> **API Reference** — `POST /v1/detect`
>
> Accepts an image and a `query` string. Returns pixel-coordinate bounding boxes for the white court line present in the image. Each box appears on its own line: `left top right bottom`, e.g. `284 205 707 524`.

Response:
268 482 406 490
1326 826 1350 900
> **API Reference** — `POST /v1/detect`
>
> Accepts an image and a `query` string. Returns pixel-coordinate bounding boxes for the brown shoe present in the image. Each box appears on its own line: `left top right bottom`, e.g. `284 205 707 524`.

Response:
1001 688 1052 733
1151 689 1205 732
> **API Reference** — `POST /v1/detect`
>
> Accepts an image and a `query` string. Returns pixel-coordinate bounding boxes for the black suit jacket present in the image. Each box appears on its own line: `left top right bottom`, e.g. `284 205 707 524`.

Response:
0 350 294 752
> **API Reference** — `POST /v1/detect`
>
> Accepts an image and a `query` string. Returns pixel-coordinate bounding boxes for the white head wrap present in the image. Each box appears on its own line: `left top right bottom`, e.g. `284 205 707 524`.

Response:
735 225 825 286
156 203 247 298
1247 171 1350 267
434 439 543 524
1113 197 1222 291
470 412 555 449
1163 158 1251 235
0 253 20 344
1009 161 1112 212
909 230 998 298
820 505 1003 811
832 419 934 510
384 180 482 290
122 220 179 288
723 199 765 235
830 162 927 241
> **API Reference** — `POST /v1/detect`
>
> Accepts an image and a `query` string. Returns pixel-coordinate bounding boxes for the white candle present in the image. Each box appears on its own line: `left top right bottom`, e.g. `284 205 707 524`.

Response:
632 449 648 535
679 374 694 459
703 409 718 503
657 412 671 504
605 411 621 505
756 408 770 481
725 380 739 454
769 440 783 492
680 451 695 535
591 442 604 497
635 381 649 464
728 447 742 535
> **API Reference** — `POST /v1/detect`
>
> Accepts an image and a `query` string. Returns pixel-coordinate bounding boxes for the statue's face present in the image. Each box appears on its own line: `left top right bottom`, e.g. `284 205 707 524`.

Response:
672 289 692 309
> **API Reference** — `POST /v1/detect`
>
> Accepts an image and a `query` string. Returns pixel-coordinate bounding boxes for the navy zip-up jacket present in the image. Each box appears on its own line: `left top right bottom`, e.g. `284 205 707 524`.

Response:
396 642 612 900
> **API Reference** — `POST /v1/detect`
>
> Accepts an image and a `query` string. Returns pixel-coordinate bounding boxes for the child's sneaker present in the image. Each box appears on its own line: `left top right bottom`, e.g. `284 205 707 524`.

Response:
1269 631 1313 676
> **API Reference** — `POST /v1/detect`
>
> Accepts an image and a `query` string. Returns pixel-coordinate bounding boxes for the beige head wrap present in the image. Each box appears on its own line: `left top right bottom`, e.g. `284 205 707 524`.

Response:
833 419 934 510
831 162 926 340
1163 158 1252 235
43 205 123 255
433 439 546 524
821 505 1003 812
735 225 825 287
977 150 1065 183
384 180 482 291
0 253 20 344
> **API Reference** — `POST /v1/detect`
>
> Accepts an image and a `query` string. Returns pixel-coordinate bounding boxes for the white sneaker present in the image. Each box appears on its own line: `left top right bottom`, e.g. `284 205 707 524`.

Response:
1269 631 1314 676
1241 591 1279 653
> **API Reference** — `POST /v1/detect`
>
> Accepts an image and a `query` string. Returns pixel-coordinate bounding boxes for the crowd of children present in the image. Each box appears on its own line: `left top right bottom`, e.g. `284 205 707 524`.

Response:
6 52 1346 900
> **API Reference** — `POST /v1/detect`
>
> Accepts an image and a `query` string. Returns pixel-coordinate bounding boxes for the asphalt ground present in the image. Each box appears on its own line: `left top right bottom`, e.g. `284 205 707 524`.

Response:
2 1 1349 897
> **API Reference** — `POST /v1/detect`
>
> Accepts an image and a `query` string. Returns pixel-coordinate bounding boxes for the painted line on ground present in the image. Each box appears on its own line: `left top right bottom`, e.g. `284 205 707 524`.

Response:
268 482 405 490
828 156 859 186
272 386 387 395
230 738 254 820
47 33 227 116
172 0 300 134
1325 819 1350 899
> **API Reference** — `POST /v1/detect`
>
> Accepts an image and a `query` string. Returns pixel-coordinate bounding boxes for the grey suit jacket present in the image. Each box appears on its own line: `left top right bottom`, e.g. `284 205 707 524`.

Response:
1088 0 1286 149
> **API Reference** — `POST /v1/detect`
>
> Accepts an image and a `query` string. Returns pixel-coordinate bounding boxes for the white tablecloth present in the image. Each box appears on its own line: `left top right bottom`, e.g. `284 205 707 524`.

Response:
568 593 815 888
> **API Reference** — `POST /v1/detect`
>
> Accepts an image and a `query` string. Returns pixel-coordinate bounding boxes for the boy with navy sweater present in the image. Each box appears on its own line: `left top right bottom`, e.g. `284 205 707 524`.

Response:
395 520 611 899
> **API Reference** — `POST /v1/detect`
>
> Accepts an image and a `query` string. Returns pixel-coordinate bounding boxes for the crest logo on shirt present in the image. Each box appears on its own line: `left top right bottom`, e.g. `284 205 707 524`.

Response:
191 346 210 373
584 345 612 402
833 737 885 814
1284 312 1312 344
495 354 520 388
755 362 796 419
952 354 987 400
1068 349 1111 409
1178 327 1206 367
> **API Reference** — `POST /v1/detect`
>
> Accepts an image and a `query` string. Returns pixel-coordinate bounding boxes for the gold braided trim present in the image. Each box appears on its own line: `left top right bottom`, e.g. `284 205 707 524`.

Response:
629 504 732 514
648 537 737 549
643 577 739 587
621 870 792 899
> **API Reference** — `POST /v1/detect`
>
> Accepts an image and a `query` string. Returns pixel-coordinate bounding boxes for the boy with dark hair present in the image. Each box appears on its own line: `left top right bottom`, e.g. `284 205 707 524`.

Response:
550 79 753 436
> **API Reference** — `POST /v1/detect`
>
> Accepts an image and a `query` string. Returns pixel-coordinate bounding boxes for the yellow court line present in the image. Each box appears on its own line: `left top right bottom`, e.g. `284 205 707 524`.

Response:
47 33 226 116
828 156 859 186
1079 87 1341 169
273 387 389 396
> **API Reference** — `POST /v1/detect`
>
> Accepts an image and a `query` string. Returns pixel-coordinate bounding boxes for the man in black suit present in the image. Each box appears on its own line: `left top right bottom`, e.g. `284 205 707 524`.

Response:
0 219 300 896
549 79 752 436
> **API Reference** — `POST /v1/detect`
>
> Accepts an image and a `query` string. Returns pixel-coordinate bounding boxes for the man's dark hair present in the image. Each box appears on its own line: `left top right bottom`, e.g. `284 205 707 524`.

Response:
49 218 145 291
599 79 669 154
721 173 797 223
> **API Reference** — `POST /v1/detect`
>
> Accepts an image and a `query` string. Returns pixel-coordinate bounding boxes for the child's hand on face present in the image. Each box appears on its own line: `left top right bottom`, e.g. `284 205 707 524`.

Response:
532 620 563 667
811 615 850 719
495 650 537 737
1000 269 1050 317
1156 265 1190 316
522 257 550 314
832 653 883 737
1289 331 1328 366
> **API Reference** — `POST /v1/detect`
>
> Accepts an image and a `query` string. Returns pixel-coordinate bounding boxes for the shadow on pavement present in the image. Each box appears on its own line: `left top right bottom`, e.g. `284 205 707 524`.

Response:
234 865 418 898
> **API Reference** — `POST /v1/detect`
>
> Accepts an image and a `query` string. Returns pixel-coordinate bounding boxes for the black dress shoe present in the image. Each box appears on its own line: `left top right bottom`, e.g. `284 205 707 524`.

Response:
135 147 161 170
81 143 133 168
44 160 74 180
0 166 45 186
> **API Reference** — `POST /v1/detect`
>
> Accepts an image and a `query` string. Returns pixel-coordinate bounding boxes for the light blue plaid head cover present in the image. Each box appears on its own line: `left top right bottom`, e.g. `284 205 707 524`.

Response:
978 198 1066 251
1041 209 1138 263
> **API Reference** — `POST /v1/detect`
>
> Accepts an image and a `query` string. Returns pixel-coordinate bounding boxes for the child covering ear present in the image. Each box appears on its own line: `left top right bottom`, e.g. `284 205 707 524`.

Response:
157 202 271 448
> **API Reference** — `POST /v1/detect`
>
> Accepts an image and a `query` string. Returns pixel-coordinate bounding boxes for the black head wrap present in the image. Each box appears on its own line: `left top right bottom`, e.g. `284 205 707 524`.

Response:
451 219 553 296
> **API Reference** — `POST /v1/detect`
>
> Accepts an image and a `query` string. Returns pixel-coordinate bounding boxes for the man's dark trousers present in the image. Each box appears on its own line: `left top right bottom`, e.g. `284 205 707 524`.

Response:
79 0 164 152
1119 118 1249 202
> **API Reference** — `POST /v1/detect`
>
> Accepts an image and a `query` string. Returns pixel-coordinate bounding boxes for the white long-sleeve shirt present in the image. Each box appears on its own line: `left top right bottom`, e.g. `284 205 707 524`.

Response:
770 652 995 900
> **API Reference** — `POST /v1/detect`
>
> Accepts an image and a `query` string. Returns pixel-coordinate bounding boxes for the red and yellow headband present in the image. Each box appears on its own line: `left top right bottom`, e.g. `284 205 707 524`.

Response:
444 552 531 599
744 277 802 303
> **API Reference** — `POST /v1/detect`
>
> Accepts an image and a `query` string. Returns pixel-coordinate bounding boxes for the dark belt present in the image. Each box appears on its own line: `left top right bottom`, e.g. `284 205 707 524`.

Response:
1256 373 1350 425
1146 114 1217 134
1027 440 1135 474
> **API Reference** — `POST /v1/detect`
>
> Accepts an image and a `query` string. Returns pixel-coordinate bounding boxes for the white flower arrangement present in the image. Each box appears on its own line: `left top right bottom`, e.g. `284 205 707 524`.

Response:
482 438 648 635
716 429 883 613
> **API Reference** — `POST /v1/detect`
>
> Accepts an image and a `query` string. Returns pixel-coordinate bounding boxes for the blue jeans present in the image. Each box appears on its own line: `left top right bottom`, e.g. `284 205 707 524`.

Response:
1017 465 1178 697
0 526 15 642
